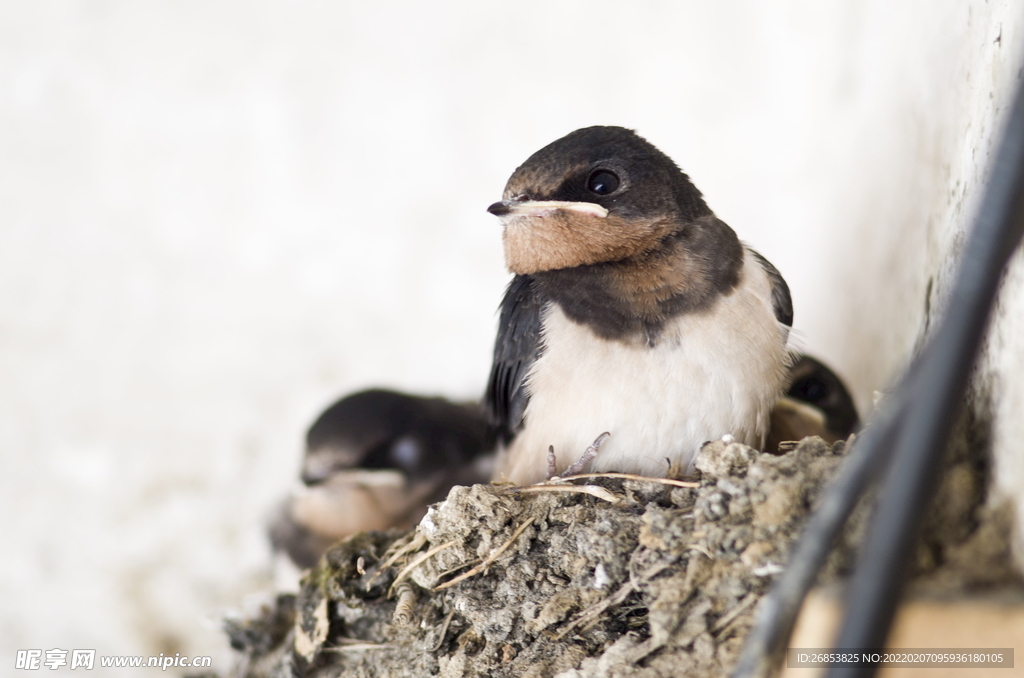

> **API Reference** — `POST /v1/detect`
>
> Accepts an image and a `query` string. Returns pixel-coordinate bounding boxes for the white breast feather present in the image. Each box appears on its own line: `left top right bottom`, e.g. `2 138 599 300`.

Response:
498 247 789 485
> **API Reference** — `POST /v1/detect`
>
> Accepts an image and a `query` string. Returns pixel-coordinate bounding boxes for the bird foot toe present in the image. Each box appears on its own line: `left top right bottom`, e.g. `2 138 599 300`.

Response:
548 432 610 479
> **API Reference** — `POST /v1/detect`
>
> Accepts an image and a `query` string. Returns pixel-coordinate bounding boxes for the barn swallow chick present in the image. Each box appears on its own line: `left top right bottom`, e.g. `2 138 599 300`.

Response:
766 354 860 451
767 354 859 451
270 389 495 568
485 126 793 485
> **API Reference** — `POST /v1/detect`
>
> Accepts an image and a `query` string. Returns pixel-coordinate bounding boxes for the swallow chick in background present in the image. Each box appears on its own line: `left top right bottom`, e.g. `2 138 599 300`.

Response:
766 354 860 451
270 389 494 569
485 126 793 485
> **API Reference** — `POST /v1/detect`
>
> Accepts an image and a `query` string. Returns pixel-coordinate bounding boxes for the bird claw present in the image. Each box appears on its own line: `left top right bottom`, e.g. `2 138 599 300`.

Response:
548 432 611 479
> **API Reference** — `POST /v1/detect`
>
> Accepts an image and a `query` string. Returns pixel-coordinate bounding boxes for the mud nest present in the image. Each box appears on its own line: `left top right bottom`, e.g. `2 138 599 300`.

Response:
222 434 1018 678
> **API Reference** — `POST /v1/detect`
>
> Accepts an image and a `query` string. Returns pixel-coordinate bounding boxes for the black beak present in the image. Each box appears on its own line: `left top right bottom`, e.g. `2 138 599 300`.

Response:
487 201 511 216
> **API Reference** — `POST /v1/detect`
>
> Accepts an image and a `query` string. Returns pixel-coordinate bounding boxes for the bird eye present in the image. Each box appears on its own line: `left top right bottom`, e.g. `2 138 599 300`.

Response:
587 170 620 196
790 377 828 403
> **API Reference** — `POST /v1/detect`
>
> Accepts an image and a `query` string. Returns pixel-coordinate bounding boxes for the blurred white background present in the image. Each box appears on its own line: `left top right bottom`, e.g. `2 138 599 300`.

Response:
2 1 1022 674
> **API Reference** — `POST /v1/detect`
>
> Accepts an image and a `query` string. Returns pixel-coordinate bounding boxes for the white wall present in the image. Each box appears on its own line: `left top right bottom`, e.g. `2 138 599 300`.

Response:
2 1 1022 673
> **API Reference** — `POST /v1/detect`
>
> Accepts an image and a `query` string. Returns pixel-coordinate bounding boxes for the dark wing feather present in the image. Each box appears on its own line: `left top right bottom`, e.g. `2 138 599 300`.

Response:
750 250 793 327
484 274 544 443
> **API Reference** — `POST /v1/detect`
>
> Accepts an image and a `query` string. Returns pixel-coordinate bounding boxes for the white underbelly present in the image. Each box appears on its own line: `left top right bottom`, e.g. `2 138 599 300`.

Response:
497 255 788 485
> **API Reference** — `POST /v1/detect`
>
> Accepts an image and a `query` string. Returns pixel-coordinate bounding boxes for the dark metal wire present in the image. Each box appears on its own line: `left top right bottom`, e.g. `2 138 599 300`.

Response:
733 66 1024 678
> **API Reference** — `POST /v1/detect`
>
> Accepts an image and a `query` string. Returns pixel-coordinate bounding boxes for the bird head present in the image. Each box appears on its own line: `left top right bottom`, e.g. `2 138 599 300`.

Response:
488 126 710 275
